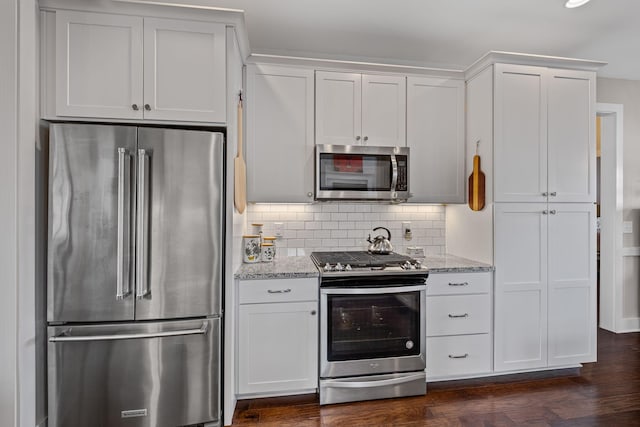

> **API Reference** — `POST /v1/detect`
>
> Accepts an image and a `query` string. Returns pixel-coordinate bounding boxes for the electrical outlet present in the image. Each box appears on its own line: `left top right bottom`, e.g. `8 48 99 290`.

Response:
402 222 412 241
274 222 284 237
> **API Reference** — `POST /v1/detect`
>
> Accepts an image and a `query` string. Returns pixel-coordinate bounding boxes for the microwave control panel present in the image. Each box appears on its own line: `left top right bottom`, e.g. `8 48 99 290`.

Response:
396 155 408 191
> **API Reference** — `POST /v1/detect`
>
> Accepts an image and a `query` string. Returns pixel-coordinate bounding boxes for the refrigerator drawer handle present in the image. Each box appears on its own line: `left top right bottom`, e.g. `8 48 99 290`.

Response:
49 322 209 342
116 148 132 300
136 149 150 300
324 373 425 389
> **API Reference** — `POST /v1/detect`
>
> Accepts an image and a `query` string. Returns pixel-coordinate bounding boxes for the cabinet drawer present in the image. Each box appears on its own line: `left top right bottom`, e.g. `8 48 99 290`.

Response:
239 278 318 304
427 294 491 336
426 334 492 379
427 272 491 296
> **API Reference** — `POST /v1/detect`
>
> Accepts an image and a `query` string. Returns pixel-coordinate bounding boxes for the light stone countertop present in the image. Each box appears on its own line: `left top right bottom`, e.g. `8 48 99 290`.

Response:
421 254 493 273
234 253 492 280
234 256 319 280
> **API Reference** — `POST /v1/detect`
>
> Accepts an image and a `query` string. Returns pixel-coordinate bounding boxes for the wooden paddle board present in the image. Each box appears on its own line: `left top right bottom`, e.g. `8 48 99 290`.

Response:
468 154 485 211
234 93 247 214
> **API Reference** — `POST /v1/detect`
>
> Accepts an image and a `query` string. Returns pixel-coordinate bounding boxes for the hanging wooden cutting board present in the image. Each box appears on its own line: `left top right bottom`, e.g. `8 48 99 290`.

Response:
234 93 247 214
468 151 485 211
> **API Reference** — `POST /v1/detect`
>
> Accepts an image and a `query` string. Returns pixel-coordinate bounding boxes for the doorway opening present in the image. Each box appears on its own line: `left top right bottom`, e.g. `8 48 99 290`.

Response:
596 103 625 332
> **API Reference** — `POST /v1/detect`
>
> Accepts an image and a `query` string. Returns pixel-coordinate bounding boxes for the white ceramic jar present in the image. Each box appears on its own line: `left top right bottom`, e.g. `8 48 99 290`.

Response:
242 235 261 263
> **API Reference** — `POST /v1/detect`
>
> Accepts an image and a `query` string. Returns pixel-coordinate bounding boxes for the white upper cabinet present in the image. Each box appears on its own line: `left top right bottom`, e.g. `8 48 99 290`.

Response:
316 71 406 147
547 70 596 203
246 64 315 203
494 64 595 203
494 64 547 203
142 18 226 122
406 76 465 203
55 11 144 120
55 11 226 123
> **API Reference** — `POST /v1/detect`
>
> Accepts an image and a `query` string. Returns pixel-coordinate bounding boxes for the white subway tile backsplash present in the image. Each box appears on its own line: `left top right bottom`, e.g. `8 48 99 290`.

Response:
331 213 349 221
247 203 445 256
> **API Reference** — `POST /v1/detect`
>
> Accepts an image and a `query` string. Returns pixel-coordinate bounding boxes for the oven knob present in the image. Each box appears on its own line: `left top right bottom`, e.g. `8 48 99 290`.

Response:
345 264 352 271
335 263 344 271
324 263 332 272
406 340 414 350
414 260 422 269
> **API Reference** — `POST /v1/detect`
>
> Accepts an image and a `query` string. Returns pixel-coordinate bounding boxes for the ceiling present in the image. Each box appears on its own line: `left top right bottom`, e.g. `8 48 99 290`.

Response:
176 0 639 79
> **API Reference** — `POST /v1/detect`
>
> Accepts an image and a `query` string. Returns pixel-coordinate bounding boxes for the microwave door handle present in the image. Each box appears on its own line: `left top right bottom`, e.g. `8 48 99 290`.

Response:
136 149 150 300
116 148 131 300
390 154 398 191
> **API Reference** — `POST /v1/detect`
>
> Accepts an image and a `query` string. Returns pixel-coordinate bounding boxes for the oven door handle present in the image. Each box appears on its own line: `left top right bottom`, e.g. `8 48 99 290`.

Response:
324 373 425 389
321 284 426 295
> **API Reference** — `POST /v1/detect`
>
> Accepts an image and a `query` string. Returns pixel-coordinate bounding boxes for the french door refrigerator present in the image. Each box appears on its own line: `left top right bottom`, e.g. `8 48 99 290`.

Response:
47 123 224 427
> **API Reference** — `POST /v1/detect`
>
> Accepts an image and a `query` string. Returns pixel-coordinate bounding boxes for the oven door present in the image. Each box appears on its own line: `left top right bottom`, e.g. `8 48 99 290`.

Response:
320 284 426 378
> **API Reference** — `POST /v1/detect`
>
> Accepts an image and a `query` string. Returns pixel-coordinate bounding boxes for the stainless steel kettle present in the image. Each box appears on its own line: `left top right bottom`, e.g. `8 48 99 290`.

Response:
367 227 394 254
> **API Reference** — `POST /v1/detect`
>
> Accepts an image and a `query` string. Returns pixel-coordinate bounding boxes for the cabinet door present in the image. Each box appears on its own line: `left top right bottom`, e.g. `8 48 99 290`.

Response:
315 71 362 145
362 74 406 147
246 64 315 202
494 203 548 371
494 64 547 202
406 76 464 202
547 203 597 365
238 301 318 394
143 18 226 122
547 70 596 203
55 11 143 119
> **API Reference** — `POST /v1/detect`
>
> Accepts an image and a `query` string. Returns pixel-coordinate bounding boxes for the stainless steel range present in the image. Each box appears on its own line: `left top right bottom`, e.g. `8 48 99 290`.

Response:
311 251 427 405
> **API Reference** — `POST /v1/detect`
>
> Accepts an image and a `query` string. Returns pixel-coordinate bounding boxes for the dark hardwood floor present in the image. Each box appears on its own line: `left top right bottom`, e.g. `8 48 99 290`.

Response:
232 329 640 426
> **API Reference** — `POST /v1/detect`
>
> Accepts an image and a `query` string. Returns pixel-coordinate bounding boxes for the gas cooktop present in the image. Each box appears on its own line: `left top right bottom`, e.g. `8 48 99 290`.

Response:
310 251 426 277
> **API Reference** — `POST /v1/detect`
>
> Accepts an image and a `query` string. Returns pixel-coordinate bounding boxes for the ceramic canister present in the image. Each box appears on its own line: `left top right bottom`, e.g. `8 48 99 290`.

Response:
242 235 261 263
260 243 275 262
262 236 277 257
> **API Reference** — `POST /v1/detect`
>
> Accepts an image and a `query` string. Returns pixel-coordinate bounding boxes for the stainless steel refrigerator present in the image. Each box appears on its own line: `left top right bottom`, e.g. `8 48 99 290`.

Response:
47 123 224 427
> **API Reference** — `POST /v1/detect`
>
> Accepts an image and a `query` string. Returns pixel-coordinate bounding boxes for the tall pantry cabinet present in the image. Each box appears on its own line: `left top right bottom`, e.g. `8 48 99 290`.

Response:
461 56 598 373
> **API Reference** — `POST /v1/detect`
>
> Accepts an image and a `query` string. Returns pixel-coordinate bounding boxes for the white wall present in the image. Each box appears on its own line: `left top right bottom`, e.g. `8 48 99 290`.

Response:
246 203 445 256
597 77 640 321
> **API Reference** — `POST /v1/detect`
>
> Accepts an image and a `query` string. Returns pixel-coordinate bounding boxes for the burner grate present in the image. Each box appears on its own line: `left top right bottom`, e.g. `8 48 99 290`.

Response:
311 251 414 268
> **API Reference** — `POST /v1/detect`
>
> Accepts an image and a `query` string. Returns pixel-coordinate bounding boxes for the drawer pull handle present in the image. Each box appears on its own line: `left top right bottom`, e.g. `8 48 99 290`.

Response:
267 288 292 294
448 353 469 359
448 313 469 318
448 282 469 287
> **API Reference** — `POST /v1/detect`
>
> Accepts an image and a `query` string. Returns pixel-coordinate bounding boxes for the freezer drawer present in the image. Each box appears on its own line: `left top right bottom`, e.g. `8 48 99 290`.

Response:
48 318 220 427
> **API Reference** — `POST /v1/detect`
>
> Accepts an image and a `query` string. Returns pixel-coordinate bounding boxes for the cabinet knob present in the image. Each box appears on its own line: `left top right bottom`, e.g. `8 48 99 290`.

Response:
355 136 361 141
550 192 557 197
363 136 368 142
144 104 151 111
307 192 313 198
542 192 548 196
542 210 548 215
310 310 316 316
549 209 557 215
132 104 139 111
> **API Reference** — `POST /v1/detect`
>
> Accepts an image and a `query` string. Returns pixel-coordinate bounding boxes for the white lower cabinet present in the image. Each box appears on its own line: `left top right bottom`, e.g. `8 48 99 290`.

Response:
237 278 318 396
494 203 596 372
426 271 493 380
427 335 492 378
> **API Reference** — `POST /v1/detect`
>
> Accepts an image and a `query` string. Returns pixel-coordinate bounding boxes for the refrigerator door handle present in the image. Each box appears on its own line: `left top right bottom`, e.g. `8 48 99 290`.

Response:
49 321 209 342
116 148 132 300
136 149 150 300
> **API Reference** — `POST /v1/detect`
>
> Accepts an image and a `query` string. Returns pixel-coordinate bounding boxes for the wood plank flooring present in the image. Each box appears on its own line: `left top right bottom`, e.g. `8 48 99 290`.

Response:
232 329 640 426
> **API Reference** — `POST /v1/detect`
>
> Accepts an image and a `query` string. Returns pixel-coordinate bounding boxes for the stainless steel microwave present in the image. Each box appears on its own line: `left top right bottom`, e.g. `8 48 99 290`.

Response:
315 144 410 201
